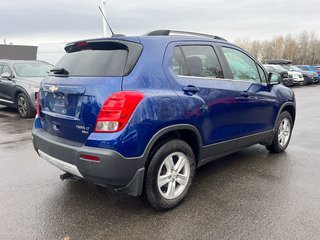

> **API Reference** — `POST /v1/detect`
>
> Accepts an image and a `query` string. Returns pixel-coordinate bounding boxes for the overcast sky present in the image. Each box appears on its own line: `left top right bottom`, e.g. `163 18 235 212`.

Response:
1 0 319 45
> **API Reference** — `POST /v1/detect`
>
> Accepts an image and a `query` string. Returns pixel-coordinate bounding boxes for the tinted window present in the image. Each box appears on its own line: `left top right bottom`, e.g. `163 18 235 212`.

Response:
0 65 3 74
13 62 52 77
172 45 224 79
172 47 189 76
56 49 128 77
222 47 261 83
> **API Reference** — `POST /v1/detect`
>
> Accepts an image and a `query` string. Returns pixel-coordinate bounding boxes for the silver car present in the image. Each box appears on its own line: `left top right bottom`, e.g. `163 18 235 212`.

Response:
0 60 52 117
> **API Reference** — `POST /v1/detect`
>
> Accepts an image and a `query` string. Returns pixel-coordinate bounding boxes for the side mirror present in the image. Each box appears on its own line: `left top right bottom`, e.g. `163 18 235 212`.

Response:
0 72 12 79
268 72 281 85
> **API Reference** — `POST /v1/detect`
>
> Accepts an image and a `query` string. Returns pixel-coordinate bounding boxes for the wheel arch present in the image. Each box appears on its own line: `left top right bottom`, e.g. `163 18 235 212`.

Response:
280 103 296 127
143 124 203 168
13 86 31 107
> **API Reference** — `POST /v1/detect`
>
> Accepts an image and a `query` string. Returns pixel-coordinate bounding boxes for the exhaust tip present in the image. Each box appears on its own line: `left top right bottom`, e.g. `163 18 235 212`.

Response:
60 172 74 181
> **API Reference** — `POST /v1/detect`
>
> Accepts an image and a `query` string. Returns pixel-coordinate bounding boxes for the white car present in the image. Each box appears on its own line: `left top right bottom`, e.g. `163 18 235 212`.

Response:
266 64 304 85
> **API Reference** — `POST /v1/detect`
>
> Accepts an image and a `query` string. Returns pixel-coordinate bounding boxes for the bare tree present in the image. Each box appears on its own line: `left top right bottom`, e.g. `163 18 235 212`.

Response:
233 31 320 65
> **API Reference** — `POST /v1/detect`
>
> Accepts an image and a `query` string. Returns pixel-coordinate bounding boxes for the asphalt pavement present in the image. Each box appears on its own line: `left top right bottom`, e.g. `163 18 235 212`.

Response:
0 85 320 240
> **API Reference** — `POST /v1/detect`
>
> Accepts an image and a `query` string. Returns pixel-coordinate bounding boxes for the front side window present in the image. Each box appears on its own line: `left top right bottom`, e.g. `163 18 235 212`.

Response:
172 45 224 79
257 65 267 83
222 47 261 83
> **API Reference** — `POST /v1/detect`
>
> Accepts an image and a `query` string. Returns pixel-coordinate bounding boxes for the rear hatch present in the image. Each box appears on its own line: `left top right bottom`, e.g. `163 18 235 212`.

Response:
38 39 143 145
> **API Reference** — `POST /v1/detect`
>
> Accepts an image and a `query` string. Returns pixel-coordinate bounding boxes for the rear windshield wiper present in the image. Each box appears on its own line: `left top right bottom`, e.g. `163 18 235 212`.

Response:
50 67 69 75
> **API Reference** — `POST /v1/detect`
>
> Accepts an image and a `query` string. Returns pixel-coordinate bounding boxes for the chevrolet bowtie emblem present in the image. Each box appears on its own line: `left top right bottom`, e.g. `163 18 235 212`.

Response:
49 85 58 92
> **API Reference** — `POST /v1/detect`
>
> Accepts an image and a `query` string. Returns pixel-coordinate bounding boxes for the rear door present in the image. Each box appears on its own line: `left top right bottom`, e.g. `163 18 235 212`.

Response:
38 40 143 144
164 42 240 157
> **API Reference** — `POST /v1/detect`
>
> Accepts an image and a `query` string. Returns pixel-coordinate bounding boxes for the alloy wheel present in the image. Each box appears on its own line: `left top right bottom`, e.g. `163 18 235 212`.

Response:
17 96 27 117
278 118 291 147
157 152 190 200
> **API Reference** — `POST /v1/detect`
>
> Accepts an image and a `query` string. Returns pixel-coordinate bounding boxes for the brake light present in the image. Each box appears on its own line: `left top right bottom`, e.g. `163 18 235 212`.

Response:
75 41 89 48
95 91 144 132
36 92 40 117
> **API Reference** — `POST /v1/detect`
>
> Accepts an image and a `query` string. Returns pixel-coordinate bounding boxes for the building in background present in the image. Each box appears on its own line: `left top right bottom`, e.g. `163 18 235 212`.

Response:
0 44 37 60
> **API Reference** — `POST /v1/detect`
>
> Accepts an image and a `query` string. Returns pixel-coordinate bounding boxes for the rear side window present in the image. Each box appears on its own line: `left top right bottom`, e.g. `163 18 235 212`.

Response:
172 45 224 79
222 47 262 83
55 41 142 77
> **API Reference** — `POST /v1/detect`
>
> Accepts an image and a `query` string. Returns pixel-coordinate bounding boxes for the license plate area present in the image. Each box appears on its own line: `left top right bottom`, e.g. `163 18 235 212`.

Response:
53 93 67 114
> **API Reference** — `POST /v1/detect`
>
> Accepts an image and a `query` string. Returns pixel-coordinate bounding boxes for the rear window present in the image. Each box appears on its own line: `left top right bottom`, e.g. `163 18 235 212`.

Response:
56 50 128 77
55 41 143 77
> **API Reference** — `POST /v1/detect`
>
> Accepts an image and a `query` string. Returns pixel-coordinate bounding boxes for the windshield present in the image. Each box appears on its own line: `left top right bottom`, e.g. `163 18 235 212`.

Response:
14 62 53 77
281 65 293 71
290 66 301 71
264 65 274 69
272 65 288 71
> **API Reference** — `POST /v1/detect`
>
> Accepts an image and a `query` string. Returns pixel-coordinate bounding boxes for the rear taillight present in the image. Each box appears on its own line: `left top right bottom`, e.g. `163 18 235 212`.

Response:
95 91 144 133
36 92 40 117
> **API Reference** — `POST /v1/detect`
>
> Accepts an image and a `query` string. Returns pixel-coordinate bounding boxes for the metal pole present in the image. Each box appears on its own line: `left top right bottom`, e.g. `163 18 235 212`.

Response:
101 0 108 37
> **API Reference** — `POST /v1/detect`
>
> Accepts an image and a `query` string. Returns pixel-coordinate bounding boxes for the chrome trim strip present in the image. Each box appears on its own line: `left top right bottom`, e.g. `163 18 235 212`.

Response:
38 150 83 178
0 99 14 104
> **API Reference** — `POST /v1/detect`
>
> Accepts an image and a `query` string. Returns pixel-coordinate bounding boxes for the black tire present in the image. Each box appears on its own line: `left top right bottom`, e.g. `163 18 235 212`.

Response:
16 93 35 118
145 139 196 211
266 111 293 153
303 76 311 85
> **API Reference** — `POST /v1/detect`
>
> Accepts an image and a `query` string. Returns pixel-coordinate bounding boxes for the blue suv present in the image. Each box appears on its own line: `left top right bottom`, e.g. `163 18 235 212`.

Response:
32 30 296 210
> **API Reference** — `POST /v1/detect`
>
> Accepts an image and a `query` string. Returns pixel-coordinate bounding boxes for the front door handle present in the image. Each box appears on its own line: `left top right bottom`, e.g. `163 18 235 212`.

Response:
182 85 200 95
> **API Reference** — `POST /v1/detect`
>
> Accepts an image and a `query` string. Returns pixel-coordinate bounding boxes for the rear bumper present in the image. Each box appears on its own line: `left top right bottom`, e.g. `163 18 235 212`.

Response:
32 128 145 196
293 78 304 84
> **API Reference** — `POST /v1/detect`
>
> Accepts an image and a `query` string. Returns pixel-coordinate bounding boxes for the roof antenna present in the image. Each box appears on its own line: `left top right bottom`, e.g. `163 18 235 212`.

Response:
99 6 115 37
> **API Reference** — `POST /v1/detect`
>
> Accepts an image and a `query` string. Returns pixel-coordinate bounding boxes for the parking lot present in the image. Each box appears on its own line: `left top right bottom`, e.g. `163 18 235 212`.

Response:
0 85 320 240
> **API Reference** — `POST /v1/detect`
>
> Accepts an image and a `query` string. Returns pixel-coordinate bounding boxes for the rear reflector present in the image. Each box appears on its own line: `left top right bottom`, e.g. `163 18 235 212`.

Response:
80 154 100 162
95 91 144 132
36 92 40 117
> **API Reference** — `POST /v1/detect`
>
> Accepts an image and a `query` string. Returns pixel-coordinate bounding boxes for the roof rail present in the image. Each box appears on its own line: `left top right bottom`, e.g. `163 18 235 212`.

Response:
144 30 227 41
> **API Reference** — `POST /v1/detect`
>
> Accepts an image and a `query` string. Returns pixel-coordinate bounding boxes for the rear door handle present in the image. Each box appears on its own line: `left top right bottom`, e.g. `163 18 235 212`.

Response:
182 85 200 95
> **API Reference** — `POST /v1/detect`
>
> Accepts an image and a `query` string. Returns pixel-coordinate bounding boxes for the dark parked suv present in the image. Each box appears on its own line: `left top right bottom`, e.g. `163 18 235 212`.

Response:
0 60 53 117
32 30 296 210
